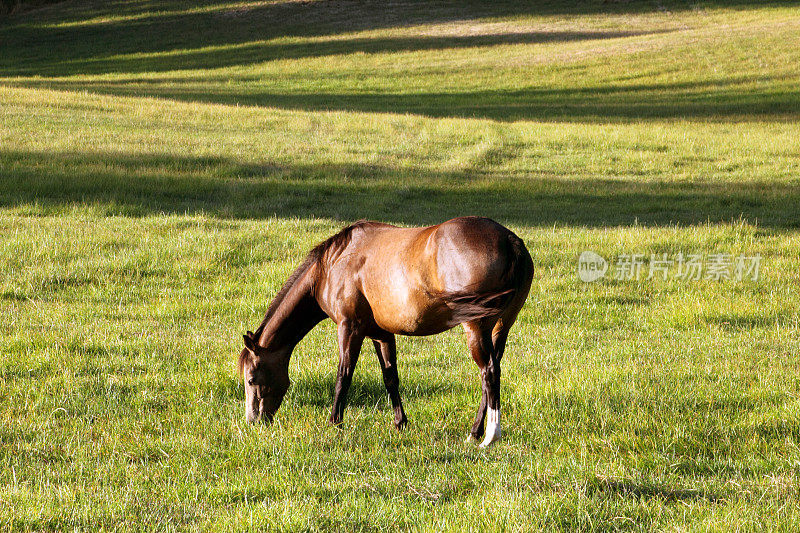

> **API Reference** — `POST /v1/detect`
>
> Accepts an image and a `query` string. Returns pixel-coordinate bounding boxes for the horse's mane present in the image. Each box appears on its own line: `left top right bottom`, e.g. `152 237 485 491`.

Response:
238 220 373 374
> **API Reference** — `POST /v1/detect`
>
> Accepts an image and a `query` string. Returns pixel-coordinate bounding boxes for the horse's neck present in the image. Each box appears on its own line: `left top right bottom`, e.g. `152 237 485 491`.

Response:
257 268 325 357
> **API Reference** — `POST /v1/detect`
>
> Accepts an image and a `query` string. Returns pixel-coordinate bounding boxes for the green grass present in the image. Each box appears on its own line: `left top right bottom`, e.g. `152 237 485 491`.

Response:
2 0 800 530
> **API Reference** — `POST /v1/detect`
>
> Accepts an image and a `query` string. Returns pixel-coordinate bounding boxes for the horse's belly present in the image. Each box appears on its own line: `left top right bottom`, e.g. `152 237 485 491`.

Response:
367 285 451 336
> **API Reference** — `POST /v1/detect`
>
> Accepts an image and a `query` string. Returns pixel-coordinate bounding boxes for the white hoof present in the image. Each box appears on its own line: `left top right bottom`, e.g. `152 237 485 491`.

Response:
478 425 501 448
465 434 478 444
479 408 501 448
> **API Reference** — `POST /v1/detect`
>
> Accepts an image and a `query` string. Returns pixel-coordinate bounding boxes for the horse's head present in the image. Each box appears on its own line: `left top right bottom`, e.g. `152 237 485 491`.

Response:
239 331 290 423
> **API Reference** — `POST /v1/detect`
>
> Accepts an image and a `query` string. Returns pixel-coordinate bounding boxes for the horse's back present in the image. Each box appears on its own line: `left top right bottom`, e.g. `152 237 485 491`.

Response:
355 216 517 295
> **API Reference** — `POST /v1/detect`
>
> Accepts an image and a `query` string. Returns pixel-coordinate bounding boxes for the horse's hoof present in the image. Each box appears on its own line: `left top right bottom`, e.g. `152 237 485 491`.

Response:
478 423 501 448
394 417 407 431
465 434 478 444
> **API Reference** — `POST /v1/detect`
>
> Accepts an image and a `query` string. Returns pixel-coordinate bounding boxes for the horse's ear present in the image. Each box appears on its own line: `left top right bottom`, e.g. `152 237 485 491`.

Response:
243 333 257 352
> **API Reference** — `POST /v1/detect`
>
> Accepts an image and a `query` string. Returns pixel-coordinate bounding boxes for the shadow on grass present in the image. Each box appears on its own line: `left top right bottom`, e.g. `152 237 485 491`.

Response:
3 1 798 122
11 76 798 123
588 478 721 503
2 0 799 78
0 28 673 77
703 312 796 329
289 373 461 409
8 0 791 25
2 149 798 228
5 0 798 70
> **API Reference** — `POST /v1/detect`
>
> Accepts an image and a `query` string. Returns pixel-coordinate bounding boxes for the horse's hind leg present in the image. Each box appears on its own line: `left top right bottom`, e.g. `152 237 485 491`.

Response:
463 322 490 444
464 320 501 448
493 282 527 364
464 320 512 433
492 320 510 363
373 335 407 430
465 255 529 445
466 391 487 444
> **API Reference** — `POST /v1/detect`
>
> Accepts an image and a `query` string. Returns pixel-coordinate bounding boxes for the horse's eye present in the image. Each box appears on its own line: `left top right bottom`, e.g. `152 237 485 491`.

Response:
247 378 255 386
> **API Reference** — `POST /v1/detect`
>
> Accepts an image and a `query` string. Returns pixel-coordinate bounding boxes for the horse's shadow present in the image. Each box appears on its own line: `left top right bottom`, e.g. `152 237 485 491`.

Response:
287 373 464 409
210 365 470 410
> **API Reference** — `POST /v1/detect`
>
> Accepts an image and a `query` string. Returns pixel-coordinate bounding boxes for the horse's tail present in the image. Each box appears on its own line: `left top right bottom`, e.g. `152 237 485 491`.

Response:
442 232 533 326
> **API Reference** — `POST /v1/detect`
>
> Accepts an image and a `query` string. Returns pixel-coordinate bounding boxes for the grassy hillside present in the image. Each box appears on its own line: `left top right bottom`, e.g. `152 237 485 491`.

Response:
2 0 800 530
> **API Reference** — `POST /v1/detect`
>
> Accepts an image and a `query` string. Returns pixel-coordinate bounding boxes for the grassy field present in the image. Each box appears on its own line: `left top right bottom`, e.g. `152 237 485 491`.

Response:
2 0 800 530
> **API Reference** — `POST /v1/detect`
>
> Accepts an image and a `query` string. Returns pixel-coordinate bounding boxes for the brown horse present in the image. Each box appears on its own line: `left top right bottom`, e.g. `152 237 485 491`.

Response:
238 216 533 447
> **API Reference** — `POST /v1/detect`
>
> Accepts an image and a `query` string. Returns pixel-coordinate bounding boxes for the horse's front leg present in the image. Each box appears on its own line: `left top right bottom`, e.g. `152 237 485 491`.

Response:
330 320 364 426
373 335 407 430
